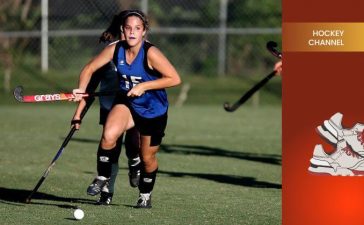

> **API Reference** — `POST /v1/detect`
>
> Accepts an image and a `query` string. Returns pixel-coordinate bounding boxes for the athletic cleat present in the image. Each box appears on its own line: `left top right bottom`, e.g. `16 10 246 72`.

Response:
128 168 140 188
135 193 152 208
96 192 113 205
87 176 109 196
308 141 364 176
128 157 141 188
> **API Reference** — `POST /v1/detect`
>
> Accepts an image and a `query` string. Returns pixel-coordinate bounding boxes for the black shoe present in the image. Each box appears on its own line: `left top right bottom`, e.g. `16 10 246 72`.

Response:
87 176 109 196
96 192 113 205
128 167 140 188
135 193 152 208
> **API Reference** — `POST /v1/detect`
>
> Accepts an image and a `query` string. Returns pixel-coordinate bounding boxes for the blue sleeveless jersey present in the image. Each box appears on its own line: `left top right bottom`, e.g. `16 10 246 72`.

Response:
113 41 168 118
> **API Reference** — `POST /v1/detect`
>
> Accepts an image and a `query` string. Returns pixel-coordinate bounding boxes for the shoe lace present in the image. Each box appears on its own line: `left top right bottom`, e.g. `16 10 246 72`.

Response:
342 145 361 158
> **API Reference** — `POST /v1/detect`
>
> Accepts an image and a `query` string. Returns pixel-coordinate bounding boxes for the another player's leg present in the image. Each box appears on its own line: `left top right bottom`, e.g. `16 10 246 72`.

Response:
125 127 141 187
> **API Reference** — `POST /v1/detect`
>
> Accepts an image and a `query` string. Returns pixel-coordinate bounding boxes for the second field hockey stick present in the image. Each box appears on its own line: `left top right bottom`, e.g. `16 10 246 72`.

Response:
25 96 95 203
266 41 282 59
25 65 107 203
13 86 120 103
25 126 78 203
223 41 282 112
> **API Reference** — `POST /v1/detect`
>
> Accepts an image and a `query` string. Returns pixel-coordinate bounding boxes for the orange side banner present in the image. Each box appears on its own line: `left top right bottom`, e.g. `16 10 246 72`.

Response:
283 23 364 52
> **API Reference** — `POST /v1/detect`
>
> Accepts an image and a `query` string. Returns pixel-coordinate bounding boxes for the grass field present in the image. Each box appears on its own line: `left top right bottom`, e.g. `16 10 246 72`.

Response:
0 103 281 225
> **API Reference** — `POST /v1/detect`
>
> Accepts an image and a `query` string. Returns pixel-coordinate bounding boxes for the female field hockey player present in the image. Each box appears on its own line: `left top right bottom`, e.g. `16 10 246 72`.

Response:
72 10 181 208
71 10 141 205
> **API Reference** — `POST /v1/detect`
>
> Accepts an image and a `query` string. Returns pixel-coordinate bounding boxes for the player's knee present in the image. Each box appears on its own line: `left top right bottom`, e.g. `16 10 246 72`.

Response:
141 154 157 166
101 135 118 149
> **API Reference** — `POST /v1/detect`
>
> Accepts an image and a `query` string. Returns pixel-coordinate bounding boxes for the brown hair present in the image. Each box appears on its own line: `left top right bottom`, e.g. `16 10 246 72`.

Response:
121 10 149 31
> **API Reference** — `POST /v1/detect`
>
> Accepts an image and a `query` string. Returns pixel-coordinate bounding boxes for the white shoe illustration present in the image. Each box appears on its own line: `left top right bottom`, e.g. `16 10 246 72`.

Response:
316 112 364 156
309 140 364 176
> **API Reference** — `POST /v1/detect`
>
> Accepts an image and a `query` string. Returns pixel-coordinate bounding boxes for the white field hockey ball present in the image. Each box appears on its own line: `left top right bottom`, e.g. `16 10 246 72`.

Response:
73 208 84 220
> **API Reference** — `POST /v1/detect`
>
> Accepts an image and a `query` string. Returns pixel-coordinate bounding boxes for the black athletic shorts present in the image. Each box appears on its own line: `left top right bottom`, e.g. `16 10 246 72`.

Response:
112 92 168 146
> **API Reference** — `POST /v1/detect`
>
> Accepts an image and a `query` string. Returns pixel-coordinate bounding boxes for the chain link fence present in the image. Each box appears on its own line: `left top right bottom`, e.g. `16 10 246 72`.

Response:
0 0 281 92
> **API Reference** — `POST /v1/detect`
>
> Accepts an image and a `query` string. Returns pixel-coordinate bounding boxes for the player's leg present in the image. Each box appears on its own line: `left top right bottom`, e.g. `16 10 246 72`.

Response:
87 104 134 196
109 135 123 193
124 127 141 187
93 106 119 204
134 112 167 209
97 133 123 205
136 136 160 208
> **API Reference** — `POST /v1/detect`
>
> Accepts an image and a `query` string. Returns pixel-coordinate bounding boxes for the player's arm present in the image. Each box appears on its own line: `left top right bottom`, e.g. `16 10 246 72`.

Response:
127 46 181 97
274 60 282 75
71 100 86 129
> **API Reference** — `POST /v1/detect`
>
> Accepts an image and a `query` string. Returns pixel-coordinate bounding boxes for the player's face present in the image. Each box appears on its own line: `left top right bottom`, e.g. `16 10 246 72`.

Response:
123 16 146 47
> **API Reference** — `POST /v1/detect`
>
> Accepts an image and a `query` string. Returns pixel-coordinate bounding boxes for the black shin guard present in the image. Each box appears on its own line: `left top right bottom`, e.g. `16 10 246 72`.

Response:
125 128 140 159
138 168 158 193
97 145 119 178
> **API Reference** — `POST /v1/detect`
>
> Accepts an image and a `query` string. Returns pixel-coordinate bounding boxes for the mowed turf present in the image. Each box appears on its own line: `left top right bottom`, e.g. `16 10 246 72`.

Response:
0 104 281 225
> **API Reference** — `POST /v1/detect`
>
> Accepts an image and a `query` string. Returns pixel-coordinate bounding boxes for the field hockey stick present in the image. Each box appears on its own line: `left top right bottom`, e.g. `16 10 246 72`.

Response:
13 86 119 103
223 70 277 112
223 41 282 112
25 96 95 203
266 41 282 59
